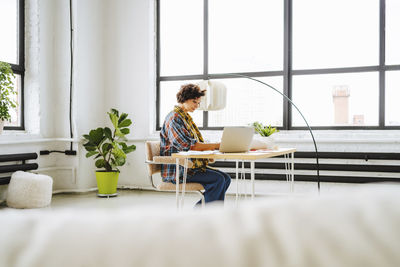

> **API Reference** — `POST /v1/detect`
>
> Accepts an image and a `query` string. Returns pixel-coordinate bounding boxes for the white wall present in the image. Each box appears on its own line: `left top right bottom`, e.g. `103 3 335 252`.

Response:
1 0 400 201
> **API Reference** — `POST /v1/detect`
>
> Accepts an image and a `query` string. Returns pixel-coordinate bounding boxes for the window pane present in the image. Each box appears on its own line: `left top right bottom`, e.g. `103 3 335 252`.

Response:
385 71 400 126
160 0 203 76
386 0 400 65
292 72 379 127
208 77 283 127
4 74 21 127
0 0 18 64
293 0 379 69
209 0 283 73
159 80 203 128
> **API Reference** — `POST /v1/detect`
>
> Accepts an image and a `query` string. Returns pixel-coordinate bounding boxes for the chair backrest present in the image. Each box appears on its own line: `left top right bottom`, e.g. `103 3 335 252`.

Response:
145 141 162 176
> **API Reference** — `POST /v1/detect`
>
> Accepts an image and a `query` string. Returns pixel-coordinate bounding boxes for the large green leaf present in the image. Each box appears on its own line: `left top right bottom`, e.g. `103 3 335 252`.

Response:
95 159 105 168
86 151 98 158
118 113 128 124
114 156 126 166
82 134 90 140
83 143 97 152
89 128 104 145
123 144 136 154
110 108 119 117
112 143 126 159
104 127 112 140
120 128 130 135
115 128 125 138
118 119 132 128
101 143 112 156
108 113 118 128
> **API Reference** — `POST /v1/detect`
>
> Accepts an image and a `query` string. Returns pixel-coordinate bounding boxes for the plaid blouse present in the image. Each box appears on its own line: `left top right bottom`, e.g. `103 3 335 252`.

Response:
160 109 198 182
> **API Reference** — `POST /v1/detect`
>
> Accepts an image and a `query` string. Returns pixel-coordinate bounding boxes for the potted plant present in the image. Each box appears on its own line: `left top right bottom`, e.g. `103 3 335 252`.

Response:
251 121 280 150
0 61 17 133
82 109 136 197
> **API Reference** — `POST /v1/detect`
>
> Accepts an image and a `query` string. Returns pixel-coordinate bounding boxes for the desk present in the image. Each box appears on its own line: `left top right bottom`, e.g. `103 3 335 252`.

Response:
172 148 296 208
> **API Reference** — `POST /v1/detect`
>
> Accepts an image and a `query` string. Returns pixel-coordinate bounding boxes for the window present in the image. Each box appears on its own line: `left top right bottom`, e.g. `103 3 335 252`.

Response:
157 0 400 130
0 0 24 130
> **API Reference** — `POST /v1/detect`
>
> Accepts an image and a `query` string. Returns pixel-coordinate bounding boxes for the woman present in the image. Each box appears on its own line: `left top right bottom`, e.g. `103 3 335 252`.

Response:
160 83 231 205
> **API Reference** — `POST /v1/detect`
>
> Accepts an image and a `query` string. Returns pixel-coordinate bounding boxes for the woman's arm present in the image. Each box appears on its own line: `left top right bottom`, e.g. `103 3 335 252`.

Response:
191 142 220 151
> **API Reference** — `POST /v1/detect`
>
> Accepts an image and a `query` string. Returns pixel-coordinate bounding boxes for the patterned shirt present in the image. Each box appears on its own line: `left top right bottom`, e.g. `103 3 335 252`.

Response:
160 109 198 182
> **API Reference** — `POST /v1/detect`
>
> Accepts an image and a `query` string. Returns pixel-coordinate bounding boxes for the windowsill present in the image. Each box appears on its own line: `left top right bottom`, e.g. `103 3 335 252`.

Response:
0 131 77 145
198 129 400 144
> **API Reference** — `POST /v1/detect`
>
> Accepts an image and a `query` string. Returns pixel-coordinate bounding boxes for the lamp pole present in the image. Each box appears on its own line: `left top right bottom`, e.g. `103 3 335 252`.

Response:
208 73 321 192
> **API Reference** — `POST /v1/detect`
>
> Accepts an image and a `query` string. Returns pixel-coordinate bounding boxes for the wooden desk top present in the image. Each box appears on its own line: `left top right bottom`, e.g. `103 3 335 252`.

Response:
172 148 296 160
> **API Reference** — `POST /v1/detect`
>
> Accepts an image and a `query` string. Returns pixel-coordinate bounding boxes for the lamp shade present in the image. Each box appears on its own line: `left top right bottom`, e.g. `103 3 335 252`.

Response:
197 80 227 111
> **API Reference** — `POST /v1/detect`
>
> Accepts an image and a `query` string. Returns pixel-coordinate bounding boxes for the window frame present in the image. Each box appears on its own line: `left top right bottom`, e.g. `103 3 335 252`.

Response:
3 0 25 131
156 0 400 131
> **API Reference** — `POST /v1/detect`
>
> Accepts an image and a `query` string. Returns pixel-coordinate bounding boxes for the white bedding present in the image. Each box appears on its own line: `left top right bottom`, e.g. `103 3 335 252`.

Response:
1 186 400 267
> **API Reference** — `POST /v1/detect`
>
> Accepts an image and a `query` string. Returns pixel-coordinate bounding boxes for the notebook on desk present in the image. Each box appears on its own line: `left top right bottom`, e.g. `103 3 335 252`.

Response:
219 126 254 153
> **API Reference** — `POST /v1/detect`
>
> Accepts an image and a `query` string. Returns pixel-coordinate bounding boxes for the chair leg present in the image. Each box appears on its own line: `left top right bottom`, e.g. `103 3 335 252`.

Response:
148 175 156 189
196 191 205 209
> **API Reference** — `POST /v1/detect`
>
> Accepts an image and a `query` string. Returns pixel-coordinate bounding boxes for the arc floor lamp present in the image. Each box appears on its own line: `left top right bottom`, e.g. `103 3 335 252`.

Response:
207 73 321 192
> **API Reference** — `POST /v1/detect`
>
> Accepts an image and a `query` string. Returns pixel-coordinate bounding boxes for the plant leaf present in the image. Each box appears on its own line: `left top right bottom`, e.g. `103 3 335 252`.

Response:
110 108 119 117
95 159 105 168
114 156 126 166
112 143 126 159
108 113 118 128
89 127 104 145
123 144 136 154
118 119 132 128
86 151 98 158
120 128 130 135
118 113 128 124
104 127 112 140
101 142 112 156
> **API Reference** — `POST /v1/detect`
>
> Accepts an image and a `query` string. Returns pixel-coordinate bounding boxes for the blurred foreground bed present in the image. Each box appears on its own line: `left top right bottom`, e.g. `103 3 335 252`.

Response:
1 184 399 267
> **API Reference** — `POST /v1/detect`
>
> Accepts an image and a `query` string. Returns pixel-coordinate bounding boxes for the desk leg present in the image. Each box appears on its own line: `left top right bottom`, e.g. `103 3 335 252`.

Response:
241 160 246 199
175 159 180 210
291 152 295 193
250 160 255 200
180 158 188 208
235 160 239 204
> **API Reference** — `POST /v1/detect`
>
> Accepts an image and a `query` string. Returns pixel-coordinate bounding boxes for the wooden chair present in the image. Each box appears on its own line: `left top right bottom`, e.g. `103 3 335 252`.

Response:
145 141 205 208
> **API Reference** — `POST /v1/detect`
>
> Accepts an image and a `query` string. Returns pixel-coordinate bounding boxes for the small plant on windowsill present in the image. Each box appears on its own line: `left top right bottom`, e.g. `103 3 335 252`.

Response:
252 122 279 137
0 61 17 134
250 122 279 150
82 108 136 197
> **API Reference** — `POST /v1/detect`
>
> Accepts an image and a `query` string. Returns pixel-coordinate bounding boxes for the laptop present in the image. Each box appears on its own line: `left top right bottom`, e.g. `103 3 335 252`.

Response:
219 126 254 153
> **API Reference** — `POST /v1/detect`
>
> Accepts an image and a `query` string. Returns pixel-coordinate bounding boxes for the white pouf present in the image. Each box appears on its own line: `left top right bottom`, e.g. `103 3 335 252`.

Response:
7 171 53 209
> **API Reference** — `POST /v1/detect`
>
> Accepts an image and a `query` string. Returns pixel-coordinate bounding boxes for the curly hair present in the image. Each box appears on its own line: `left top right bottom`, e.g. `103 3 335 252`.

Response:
176 84 206 103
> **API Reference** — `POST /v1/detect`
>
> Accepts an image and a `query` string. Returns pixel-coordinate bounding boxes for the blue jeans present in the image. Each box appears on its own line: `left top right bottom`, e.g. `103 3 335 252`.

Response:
188 168 231 205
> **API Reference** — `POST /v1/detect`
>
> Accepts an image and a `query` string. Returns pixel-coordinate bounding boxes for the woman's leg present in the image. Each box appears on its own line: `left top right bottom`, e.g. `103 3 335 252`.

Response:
188 169 227 203
208 168 231 196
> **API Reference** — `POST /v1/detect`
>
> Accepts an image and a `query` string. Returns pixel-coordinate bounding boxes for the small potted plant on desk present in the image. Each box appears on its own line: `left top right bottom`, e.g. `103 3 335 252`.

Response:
0 61 17 134
251 121 279 150
83 109 136 197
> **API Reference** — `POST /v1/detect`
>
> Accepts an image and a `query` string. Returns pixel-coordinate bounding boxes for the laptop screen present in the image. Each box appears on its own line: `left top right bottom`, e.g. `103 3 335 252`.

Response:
219 127 254 153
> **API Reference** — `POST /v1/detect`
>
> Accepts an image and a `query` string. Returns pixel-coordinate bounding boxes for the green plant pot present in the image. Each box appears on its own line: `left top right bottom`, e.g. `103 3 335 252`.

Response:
95 171 120 196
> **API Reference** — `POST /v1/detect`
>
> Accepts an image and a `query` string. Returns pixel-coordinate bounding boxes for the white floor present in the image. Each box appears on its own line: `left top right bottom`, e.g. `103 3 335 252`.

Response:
14 180 368 211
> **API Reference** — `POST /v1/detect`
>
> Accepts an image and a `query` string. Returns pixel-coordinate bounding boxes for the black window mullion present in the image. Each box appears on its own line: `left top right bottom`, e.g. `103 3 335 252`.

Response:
283 0 292 130
379 0 385 128
203 0 209 128
156 0 161 130
18 0 25 70
4 0 25 131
